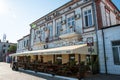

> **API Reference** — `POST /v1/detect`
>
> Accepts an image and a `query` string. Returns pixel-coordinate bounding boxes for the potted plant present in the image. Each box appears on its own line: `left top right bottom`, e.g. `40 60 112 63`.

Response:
77 61 86 80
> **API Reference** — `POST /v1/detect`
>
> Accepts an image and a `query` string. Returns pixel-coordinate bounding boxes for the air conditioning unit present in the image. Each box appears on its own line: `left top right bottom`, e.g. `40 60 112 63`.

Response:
53 11 60 17
56 11 60 16
69 6 72 10
69 26 73 28
45 16 51 21
114 9 118 14
44 27 47 31
36 30 40 34
75 14 80 19
53 12 57 16
60 28 63 31
118 14 120 17
61 20 66 25
48 17 51 20
44 44 48 49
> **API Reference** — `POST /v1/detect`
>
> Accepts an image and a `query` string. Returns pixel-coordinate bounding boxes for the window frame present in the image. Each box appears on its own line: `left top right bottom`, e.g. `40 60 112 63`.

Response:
67 16 75 33
112 40 120 65
56 22 61 36
83 9 93 28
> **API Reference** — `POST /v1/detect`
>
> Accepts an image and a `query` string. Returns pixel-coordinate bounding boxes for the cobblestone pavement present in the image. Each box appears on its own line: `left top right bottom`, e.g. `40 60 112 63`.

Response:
0 62 120 80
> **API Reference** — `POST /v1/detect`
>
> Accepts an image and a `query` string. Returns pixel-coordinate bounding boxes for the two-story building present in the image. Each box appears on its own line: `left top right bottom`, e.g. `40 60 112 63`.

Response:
0 40 16 62
12 0 120 75
28 0 98 69
95 0 120 75
17 34 30 53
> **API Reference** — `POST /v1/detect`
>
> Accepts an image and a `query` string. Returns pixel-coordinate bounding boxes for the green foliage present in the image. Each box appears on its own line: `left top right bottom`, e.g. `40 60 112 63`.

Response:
69 60 77 67
8 44 17 53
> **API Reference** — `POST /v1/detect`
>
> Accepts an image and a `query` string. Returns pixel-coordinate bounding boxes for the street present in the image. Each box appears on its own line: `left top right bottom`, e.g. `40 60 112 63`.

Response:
0 62 73 80
0 62 120 80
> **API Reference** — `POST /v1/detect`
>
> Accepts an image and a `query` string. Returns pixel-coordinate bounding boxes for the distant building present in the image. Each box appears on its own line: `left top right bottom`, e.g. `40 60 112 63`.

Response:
16 34 30 53
0 40 16 62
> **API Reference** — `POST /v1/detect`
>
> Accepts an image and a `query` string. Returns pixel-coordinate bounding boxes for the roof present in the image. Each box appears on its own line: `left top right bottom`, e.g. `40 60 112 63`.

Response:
30 0 78 26
102 24 120 29
17 34 30 41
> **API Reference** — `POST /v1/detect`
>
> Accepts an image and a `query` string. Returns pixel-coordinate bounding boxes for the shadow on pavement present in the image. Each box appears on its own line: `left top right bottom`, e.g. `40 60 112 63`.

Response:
17 69 68 80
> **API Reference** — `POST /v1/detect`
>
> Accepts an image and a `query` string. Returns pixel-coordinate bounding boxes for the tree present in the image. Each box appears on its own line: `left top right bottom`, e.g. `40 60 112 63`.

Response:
8 44 17 53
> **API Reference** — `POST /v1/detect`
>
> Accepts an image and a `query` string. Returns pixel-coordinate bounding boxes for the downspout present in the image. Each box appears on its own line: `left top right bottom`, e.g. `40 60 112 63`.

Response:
101 29 107 74
92 0 102 73
92 0 107 74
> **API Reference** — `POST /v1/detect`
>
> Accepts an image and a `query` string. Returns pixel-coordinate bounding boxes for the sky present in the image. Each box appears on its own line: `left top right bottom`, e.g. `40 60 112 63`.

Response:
0 0 119 43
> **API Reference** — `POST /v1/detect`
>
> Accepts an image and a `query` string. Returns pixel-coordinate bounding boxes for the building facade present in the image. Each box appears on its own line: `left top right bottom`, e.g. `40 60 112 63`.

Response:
95 0 120 74
0 40 16 62
15 0 120 74
98 24 120 74
28 0 99 67
17 34 30 53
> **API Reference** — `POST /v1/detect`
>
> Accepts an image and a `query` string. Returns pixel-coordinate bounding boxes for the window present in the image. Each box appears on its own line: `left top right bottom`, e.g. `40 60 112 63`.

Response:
3 49 5 53
69 54 75 62
27 40 29 46
49 26 53 37
112 40 120 65
84 9 93 27
56 55 62 64
3 44 6 47
41 30 45 41
24 41 26 47
17 44 19 49
56 22 61 36
105 9 110 26
48 25 53 41
67 16 75 33
8 45 10 47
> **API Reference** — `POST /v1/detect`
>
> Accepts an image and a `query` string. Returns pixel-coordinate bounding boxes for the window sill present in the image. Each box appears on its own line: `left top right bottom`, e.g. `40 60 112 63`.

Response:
83 25 94 29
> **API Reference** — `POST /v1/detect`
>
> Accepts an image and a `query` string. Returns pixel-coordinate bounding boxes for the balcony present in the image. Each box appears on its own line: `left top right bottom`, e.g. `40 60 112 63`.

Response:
34 41 46 46
46 35 61 43
59 29 81 39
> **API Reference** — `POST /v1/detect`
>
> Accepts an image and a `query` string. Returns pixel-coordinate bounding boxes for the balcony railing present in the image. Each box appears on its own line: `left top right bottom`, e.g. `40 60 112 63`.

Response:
45 35 61 43
59 29 81 39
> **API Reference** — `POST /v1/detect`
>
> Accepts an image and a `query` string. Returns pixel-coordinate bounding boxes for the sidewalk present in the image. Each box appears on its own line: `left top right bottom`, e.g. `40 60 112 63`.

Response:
84 74 120 80
20 68 120 80
1 62 120 80
19 69 78 80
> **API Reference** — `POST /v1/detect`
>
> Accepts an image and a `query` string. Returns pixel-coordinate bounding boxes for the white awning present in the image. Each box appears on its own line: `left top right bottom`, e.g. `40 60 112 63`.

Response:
10 44 95 56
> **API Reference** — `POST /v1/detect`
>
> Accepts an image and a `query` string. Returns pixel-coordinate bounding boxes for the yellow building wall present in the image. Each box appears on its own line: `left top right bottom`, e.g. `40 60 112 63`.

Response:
81 55 86 62
75 54 86 64
62 54 69 64
43 55 53 63
75 54 79 64
38 55 41 60
30 55 36 62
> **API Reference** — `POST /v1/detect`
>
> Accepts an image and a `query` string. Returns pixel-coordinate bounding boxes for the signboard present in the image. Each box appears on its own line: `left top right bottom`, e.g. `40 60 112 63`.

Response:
31 24 36 29
87 37 94 46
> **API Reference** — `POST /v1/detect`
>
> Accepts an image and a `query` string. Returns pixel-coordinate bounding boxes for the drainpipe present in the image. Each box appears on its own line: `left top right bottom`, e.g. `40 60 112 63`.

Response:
92 0 107 74
92 0 101 73
101 29 107 74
